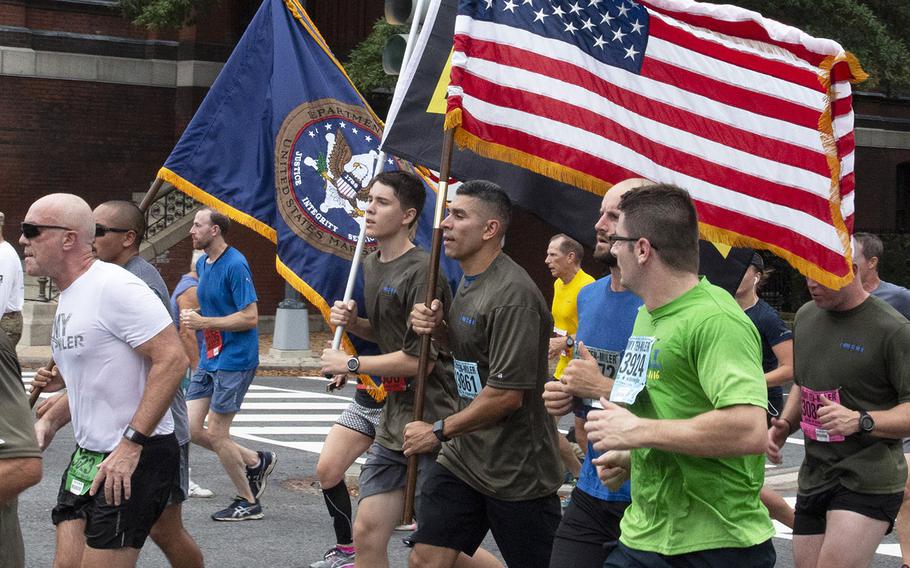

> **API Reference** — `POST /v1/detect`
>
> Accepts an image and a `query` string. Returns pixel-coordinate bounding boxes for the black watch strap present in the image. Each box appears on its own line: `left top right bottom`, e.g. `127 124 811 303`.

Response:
123 425 150 446
433 419 449 443
859 410 875 434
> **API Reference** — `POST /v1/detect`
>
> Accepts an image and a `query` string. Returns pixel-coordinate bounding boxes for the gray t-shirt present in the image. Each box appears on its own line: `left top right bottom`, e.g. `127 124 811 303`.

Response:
124 256 190 446
872 280 910 320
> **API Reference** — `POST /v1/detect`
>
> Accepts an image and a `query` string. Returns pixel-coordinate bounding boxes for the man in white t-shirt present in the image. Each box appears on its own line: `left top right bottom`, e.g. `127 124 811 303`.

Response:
23 194 188 568
0 212 24 346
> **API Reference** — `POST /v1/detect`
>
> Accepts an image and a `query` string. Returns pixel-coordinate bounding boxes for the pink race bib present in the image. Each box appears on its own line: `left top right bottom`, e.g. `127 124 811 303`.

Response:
800 386 845 442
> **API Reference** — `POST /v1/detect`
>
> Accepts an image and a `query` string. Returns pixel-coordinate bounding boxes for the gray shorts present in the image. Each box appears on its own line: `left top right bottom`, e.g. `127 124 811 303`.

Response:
167 443 190 506
186 368 256 414
359 442 436 504
335 400 382 438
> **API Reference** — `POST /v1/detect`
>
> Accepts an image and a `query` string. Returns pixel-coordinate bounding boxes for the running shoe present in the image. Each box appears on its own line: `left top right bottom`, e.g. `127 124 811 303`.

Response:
211 497 263 521
308 546 356 568
246 450 277 500
188 478 214 498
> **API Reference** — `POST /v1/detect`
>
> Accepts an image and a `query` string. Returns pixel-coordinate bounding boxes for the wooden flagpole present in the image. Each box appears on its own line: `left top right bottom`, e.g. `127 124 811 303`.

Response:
29 177 168 408
402 127 456 524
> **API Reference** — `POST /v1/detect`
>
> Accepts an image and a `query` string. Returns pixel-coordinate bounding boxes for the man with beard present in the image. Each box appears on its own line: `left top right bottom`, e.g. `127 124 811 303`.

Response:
542 179 647 568
180 208 276 521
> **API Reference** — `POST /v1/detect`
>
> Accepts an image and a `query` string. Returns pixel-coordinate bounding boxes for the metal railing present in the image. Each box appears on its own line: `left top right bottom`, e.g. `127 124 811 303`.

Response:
145 185 199 238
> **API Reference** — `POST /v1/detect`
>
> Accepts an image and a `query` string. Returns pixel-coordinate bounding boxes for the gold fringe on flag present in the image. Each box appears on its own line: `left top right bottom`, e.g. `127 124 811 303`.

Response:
444 109 611 197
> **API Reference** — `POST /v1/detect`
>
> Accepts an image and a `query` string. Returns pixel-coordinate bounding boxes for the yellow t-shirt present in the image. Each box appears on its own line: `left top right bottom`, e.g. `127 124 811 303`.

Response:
551 269 595 378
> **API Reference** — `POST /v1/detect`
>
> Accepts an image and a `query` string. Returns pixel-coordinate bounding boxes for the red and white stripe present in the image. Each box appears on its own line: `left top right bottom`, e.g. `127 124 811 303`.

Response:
449 0 858 281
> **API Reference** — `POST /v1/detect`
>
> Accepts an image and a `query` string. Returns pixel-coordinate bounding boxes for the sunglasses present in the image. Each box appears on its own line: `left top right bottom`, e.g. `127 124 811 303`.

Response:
21 222 72 239
607 234 660 250
95 224 132 238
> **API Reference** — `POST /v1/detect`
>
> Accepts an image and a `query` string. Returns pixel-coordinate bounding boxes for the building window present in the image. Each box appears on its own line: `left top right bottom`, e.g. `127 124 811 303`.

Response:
898 162 910 233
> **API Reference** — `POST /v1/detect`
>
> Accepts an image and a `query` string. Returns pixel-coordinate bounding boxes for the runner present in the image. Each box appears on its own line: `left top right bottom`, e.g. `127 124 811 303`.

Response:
24 193 187 568
733 252 796 529
542 179 646 568
855 233 910 568
320 171 498 568
181 207 276 521
169 249 214 498
0 211 24 346
0 328 42 568
545 233 593 478
768 245 910 568
406 180 562 568
585 184 775 567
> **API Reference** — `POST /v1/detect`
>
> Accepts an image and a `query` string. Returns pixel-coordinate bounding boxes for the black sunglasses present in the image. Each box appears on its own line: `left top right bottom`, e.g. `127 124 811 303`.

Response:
95 224 132 238
21 222 72 239
607 234 660 250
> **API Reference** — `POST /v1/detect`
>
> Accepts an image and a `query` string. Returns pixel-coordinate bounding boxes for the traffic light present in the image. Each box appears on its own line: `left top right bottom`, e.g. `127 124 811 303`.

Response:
382 0 430 75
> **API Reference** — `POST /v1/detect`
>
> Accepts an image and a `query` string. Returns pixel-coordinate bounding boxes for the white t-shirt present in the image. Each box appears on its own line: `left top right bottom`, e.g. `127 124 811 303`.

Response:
0 240 24 313
52 261 174 452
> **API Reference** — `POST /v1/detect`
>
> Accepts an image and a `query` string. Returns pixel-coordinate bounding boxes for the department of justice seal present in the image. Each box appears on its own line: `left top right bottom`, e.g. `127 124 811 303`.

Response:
275 98 392 260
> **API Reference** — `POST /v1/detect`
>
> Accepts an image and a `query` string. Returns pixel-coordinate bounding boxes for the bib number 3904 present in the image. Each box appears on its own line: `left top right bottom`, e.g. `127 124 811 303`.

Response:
609 336 656 405
454 359 482 400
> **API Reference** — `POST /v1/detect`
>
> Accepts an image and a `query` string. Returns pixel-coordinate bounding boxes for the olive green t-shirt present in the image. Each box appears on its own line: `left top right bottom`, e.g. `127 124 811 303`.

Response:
621 278 774 555
794 295 910 495
364 247 459 452
0 331 41 568
437 253 562 501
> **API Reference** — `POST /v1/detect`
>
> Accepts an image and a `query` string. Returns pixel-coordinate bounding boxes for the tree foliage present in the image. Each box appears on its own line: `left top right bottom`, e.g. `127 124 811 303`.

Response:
702 0 910 94
118 0 217 29
344 19 408 96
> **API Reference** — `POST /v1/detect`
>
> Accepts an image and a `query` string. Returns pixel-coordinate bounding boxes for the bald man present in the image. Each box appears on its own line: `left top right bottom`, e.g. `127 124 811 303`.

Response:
24 194 188 568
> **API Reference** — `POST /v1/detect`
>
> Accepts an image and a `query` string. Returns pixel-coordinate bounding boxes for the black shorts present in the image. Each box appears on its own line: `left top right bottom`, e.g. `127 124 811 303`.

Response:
51 434 179 550
794 484 903 535
412 462 560 568
550 487 629 568
604 539 776 568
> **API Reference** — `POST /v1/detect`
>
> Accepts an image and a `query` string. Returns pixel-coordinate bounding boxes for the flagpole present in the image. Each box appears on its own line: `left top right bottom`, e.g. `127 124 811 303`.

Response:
402 126 455 524
325 151 386 383
29 176 168 408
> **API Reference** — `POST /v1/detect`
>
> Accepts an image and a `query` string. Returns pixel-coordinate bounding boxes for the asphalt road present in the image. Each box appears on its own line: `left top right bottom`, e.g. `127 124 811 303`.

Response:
14 375 902 567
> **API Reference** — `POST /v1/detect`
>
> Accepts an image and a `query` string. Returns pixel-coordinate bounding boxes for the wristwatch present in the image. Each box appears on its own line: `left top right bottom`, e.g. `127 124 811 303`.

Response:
123 425 150 446
565 335 575 348
433 419 449 443
858 410 875 434
346 356 361 373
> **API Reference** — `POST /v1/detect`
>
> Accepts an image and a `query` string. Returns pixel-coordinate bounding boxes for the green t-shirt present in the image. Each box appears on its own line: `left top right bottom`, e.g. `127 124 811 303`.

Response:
793 295 910 495
363 247 459 452
621 278 774 555
438 253 563 500
0 331 41 568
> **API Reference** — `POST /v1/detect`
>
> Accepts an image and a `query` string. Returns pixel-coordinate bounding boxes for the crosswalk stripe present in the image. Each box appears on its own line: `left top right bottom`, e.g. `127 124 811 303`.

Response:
240 402 350 410
231 414 341 422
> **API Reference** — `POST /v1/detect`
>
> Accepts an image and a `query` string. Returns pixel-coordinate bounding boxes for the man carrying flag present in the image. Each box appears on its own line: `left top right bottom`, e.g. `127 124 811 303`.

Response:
406 180 562 568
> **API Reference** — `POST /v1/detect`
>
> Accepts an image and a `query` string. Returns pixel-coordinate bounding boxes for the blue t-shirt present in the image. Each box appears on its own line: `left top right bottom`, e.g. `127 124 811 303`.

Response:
196 247 259 371
574 276 643 503
744 299 792 399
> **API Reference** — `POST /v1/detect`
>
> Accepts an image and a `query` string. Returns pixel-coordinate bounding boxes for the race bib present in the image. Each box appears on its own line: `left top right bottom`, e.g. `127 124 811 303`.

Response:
204 328 222 359
454 359 482 400
553 327 570 357
65 447 105 496
580 346 621 409
609 336 656 405
381 376 408 392
800 386 845 442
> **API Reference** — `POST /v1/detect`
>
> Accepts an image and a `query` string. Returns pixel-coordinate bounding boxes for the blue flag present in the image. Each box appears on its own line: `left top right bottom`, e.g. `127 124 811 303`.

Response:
159 0 461 400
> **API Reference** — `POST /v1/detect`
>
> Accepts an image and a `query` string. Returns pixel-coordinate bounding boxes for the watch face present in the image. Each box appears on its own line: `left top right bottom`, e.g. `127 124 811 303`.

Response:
347 357 359 372
862 415 874 431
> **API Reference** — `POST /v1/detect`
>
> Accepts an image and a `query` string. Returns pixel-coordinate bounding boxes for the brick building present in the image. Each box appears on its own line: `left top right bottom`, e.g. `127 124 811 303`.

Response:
1 0 909 316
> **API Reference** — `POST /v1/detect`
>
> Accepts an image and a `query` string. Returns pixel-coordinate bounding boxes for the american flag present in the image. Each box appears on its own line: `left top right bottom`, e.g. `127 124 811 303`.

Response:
446 0 866 288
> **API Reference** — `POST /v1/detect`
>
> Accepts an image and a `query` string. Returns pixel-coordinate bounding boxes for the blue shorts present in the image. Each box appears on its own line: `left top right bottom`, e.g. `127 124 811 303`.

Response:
186 368 256 414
